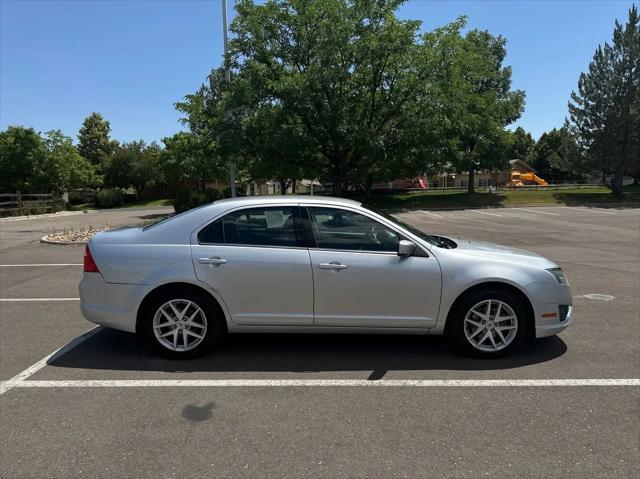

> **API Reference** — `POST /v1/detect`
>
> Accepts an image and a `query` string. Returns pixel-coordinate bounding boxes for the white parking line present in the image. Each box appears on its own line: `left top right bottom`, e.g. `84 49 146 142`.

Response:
419 210 444 219
3 379 639 389
0 328 638 394
510 208 560 216
0 263 82 267
558 206 617 215
468 209 502 217
0 298 80 302
0 327 101 395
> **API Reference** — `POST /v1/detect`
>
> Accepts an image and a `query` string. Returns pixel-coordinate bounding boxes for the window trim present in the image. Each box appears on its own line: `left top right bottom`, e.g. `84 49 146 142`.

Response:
302 205 422 255
192 202 429 257
196 205 306 249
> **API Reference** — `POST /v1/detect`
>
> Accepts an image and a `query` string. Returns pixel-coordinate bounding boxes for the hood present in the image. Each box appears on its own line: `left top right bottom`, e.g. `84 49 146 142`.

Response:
440 236 557 269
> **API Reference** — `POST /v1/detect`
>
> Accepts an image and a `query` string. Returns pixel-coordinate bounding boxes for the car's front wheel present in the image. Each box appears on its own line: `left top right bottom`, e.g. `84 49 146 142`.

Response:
448 288 530 357
140 288 224 358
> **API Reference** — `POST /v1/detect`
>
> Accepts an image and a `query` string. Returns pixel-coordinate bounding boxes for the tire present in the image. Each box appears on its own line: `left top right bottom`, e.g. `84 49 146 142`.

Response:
447 288 530 358
139 287 225 358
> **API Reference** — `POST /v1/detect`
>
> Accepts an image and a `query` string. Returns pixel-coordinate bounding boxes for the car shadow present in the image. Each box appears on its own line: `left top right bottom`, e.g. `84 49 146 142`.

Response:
48 328 567 375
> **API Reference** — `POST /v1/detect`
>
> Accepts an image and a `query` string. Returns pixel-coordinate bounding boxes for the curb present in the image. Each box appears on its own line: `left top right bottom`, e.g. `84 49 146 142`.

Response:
40 235 87 245
0 210 87 223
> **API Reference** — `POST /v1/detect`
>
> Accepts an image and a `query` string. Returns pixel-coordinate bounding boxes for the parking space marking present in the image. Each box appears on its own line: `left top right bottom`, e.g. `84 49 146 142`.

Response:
0 263 82 267
558 206 617 215
510 208 560 216
3 379 639 389
468 209 502 217
0 326 101 396
0 298 80 302
419 210 444 219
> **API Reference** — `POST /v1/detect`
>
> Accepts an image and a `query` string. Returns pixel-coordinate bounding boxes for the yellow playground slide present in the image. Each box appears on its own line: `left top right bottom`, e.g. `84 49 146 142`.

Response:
507 170 548 187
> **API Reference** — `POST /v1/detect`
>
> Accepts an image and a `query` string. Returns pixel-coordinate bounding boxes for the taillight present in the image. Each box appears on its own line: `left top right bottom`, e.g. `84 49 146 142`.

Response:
83 244 100 273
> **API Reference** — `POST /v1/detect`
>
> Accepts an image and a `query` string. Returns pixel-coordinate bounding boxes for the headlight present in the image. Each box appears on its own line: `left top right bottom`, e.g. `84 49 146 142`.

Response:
547 267 569 285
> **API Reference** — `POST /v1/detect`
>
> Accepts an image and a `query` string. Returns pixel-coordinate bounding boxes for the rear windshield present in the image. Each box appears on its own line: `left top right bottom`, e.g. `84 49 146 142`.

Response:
141 205 208 231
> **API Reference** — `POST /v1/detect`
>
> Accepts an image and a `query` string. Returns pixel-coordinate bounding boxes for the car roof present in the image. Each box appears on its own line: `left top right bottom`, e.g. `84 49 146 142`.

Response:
141 195 364 242
212 195 362 208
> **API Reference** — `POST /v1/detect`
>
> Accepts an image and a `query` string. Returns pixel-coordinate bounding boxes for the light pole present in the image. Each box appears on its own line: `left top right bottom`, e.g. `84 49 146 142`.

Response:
221 0 236 197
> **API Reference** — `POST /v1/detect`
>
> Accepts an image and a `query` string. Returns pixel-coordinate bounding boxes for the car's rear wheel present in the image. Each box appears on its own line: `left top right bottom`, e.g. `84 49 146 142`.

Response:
448 288 529 358
140 288 224 358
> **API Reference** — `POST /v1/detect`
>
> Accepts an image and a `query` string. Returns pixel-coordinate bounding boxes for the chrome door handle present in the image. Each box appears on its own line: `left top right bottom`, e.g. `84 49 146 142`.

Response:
318 261 348 270
198 256 227 265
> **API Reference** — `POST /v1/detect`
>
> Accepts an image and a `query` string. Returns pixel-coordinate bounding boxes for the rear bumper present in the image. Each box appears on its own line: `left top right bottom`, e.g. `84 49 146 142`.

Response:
79 273 151 333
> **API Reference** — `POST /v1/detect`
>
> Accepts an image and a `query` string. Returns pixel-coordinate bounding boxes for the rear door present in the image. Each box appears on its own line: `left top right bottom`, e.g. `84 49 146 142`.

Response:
191 205 314 326
305 206 441 329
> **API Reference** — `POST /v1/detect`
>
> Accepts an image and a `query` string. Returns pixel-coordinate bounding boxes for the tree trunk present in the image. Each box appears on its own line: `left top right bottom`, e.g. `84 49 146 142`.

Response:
332 169 342 196
328 150 345 196
365 177 373 199
279 179 287 195
467 169 475 193
633 176 639 185
136 182 146 199
611 168 624 196
291 179 296 194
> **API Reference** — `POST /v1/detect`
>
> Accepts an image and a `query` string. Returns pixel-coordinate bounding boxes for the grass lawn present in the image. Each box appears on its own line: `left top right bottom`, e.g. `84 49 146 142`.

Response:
72 198 173 210
120 198 173 208
361 185 640 211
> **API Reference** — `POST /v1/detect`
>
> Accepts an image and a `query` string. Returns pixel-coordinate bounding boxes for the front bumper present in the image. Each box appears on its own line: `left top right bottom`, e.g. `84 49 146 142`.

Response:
535 305 573 338
526 280 573 338
79 273 152 333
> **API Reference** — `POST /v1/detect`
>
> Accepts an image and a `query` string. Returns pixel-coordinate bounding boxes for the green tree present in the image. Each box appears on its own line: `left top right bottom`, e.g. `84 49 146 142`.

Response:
36 130 101 192
227 0 443 195
529 128 584 182
104 141 161 197
439 28 525 193
568 5 639 195
175 68 248 190
77 112 117 169
507 127 536 161
159 132 223 190
243 105 316 194
0 126 47 192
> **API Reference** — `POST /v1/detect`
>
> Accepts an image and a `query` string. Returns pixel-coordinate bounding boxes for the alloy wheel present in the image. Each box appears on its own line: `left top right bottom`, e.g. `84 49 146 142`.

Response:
463 299 518 352
153 299 208 352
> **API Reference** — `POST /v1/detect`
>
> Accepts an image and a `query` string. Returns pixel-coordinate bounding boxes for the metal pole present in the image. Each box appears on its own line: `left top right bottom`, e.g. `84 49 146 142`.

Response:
221 0 236 197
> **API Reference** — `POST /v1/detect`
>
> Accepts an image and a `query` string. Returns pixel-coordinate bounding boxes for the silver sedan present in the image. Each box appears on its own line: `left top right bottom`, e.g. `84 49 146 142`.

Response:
80 196 573 358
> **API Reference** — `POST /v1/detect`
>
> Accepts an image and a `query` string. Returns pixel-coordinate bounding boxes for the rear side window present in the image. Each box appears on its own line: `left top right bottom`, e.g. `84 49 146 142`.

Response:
198 206 298 247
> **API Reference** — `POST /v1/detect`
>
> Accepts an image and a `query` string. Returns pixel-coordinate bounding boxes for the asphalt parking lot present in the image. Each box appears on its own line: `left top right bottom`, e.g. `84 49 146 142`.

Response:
1 204 638 478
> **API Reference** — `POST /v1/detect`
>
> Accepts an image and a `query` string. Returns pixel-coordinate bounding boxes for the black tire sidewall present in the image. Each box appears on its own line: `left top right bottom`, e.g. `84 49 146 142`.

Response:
449 288 529 358
140 288 223 358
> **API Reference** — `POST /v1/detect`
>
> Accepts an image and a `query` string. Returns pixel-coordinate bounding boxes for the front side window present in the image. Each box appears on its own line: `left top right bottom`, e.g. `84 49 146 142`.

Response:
198 206 298 247
307 207 399 252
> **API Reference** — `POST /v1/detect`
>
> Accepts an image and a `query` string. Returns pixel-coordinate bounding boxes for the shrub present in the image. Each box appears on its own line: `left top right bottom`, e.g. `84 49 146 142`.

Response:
174 188 222 213
95 189 125 208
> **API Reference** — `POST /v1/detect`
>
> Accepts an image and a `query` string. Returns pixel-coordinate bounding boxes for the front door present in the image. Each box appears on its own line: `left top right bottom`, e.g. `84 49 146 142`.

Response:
191 205 313 326
306 206 441 328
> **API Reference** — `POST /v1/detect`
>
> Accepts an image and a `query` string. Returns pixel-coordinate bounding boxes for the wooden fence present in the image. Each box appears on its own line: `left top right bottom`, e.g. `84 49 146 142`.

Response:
0 192 56 217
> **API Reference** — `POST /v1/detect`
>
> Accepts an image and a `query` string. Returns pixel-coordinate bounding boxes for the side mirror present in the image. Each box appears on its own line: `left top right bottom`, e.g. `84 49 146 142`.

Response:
398 240 416 256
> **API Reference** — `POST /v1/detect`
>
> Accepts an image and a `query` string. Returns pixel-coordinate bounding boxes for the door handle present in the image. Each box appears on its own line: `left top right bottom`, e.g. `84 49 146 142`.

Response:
198 256 227 265
318 261 348 270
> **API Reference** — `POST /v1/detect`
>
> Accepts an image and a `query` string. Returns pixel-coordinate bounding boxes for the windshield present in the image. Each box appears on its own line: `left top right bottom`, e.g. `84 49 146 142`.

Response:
374 210 442 246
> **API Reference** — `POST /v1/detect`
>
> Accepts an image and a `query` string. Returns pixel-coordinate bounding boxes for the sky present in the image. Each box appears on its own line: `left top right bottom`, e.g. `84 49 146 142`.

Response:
0 0 634 144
